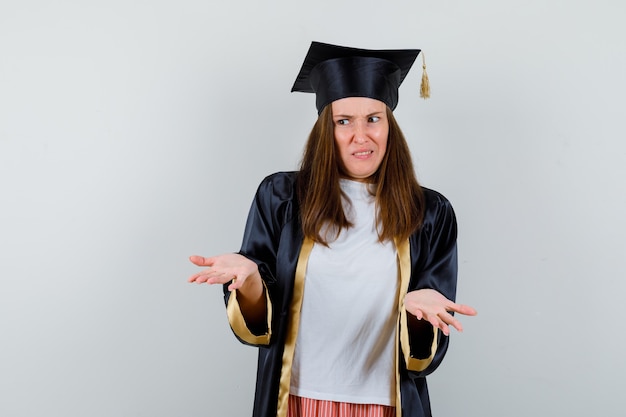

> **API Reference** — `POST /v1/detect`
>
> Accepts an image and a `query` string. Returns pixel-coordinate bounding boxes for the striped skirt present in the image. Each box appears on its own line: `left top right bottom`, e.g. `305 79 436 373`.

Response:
287 395 396 417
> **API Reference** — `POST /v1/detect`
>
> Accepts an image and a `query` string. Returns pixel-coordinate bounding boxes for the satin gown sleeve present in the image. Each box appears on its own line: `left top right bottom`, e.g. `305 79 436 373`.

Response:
404 188 459 376
223 172 299 346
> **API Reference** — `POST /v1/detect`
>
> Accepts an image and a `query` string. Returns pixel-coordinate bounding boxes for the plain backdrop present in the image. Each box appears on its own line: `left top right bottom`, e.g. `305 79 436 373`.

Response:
1 1 625 416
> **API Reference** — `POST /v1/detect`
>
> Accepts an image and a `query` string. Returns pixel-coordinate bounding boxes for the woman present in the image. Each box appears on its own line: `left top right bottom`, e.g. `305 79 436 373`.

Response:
188 41 476 417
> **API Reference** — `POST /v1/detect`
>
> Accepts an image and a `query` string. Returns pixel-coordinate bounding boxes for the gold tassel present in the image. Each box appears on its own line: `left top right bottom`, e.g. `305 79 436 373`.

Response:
420 52 430 99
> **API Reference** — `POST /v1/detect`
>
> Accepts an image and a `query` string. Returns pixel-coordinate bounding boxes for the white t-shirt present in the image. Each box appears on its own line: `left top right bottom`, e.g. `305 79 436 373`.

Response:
290 179 399 406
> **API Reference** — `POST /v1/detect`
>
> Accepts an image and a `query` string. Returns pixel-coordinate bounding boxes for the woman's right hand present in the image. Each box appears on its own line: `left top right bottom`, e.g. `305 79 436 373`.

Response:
188 253 267 324
188 253 261 292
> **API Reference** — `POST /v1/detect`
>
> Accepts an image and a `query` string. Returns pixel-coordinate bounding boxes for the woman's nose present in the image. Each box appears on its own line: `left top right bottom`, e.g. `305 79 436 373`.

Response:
353 121 367 143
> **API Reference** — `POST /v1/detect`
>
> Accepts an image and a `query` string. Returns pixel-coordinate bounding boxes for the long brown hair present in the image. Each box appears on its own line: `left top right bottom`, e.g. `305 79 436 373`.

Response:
296 105 424 245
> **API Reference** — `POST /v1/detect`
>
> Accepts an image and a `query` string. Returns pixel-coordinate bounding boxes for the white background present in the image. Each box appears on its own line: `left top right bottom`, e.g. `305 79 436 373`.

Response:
1 1 625 416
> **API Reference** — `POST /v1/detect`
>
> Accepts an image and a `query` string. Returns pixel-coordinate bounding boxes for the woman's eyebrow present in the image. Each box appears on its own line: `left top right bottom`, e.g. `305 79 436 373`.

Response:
334 111 384 118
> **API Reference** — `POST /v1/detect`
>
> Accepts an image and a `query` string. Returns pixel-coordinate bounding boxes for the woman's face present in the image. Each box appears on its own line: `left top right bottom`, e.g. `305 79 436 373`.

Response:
331 97 389 182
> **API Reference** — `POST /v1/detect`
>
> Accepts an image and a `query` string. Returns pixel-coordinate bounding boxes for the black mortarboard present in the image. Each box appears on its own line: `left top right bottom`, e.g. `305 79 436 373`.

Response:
291 41 422 114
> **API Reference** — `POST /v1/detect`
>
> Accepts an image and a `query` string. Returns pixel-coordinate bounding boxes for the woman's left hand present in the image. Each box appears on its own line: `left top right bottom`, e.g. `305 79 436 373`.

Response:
404 289 477 336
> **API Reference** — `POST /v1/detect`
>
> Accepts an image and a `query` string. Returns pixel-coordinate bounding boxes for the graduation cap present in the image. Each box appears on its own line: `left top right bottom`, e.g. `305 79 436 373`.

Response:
291 41 429 114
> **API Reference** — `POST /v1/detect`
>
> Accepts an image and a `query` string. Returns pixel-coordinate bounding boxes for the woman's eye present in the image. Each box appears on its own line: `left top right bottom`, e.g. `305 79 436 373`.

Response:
369 116 380 123
336 119 349 125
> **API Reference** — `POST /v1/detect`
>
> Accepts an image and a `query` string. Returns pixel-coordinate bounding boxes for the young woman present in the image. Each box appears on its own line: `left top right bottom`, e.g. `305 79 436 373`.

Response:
189 41 476 417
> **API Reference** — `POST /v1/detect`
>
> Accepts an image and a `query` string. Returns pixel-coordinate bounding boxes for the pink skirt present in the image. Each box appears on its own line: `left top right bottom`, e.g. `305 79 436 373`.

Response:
287 395 396 417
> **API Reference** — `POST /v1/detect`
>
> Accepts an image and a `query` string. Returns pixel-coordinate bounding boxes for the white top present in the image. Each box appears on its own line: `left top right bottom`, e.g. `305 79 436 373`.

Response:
290 179 399 406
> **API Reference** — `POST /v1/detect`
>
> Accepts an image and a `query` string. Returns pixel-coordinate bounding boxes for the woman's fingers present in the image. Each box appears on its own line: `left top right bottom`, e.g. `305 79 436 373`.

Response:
188 253 258 289
453 303 478 316
442 311 463 333
189 270 238 285
188 255 215 267
422 311 457 336
405 289 476 335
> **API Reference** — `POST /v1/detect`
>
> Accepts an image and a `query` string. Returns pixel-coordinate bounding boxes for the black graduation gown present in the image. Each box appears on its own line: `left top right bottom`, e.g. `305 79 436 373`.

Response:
223 172 458 417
